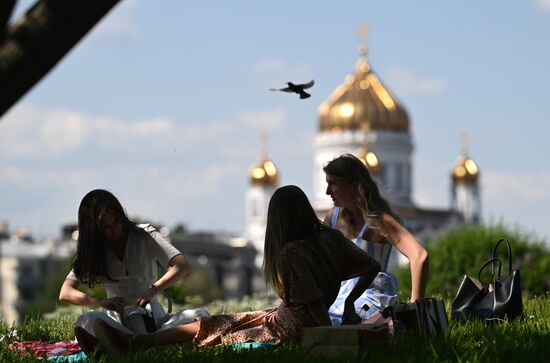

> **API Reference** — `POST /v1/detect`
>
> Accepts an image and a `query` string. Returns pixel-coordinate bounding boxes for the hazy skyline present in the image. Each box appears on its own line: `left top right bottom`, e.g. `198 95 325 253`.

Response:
1 0 549 242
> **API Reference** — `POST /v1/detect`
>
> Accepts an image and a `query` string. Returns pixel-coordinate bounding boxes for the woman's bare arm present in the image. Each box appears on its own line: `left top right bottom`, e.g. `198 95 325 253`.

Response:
59 278 126 312
136 254 190 306
381 214 429 301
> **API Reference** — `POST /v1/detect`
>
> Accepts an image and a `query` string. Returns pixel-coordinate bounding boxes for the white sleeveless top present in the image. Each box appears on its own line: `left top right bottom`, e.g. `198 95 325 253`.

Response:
330 207 393 270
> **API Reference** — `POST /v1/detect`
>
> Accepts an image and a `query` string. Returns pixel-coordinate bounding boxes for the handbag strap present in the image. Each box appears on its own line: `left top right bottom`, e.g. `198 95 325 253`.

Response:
143 302 157 333
478 257 502 283
492 239 512 274
161 289 173 315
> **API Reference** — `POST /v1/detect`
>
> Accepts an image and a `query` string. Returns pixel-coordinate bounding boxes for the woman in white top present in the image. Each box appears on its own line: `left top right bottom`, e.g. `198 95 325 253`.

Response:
59 189 207 356
323 154 429 324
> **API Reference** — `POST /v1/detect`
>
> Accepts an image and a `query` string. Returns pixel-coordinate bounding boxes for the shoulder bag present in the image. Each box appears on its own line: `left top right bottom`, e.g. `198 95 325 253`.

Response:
451 239 522 322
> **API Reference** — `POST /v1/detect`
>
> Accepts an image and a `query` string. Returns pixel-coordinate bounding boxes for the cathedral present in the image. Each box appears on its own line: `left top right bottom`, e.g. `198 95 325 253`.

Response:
244 27 481 269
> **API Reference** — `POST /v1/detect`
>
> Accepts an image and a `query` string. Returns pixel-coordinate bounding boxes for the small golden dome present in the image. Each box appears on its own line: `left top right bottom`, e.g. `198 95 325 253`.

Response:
318 56 410 133
452 155 479 184
356 146 381 175
250 159 278 186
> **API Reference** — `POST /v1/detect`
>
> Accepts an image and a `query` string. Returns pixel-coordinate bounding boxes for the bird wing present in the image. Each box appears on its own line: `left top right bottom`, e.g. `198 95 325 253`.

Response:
270 86 293 92
298 80 315 89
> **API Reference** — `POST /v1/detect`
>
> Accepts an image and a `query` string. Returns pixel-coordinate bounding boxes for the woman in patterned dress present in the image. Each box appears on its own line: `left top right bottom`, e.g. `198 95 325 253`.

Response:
323 154 429 324
92 185 381 355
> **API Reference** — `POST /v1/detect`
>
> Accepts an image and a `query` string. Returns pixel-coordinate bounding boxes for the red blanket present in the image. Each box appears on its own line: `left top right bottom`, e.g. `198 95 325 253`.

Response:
8 341 81 358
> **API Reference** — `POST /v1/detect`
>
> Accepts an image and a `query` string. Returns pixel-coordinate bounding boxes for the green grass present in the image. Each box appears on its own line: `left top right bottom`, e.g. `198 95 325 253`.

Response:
1 295 549 362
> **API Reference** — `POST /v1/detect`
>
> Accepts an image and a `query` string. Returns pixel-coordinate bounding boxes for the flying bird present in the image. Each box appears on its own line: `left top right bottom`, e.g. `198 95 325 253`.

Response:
270 80 315 99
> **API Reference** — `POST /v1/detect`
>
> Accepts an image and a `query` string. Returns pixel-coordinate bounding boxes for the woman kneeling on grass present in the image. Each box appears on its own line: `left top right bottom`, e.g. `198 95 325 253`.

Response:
93 185 381 355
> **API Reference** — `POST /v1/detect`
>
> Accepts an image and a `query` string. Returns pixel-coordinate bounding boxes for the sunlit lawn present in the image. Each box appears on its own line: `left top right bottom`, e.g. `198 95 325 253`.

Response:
1 295 549 362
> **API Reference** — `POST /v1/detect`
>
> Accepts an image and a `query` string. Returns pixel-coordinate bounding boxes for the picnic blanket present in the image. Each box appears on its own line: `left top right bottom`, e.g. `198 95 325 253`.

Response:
48 351 89 362
8 340 81 358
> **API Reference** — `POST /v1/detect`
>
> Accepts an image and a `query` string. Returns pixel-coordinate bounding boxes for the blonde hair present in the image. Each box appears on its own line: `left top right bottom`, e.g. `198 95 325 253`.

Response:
324 153 402 233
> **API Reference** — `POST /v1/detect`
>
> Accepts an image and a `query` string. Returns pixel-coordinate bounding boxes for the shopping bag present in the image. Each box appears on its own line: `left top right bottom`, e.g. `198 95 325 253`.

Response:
383 298 448 338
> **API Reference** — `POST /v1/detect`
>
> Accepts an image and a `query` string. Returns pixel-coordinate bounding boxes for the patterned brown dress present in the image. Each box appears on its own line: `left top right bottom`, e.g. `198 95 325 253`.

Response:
193 228 379 347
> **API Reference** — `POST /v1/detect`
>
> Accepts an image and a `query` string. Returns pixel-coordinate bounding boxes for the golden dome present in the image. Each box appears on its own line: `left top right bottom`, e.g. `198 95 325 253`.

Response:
250 159 278 186
318 25 409 133
318 57 409 133
452 155 479 184
250 136 278 186
356 146 381 175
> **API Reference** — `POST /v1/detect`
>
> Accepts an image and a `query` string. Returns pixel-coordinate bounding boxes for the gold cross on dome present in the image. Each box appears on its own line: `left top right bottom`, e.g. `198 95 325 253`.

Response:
460 132 470 156
359 22 369 56
260 133 268 159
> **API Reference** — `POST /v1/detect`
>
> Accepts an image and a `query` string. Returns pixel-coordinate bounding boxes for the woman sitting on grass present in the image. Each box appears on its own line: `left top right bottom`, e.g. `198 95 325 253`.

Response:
323 154 429 324
93 185 381 355
59 189 207 355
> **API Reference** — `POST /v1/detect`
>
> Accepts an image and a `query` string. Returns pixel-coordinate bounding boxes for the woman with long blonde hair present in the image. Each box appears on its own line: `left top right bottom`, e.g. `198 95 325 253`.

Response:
323 154 429 324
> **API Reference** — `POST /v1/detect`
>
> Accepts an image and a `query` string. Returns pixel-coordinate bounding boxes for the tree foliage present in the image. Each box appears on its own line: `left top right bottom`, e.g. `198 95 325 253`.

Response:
393 223 550 299
167 265 224 306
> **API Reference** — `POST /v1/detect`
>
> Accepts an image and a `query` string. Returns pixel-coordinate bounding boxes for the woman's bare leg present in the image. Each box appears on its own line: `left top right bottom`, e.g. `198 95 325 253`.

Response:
134 321 200 347
94 319 201 354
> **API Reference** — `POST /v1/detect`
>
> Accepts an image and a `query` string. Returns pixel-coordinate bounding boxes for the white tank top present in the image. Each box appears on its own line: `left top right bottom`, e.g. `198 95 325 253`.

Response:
331 207 392 271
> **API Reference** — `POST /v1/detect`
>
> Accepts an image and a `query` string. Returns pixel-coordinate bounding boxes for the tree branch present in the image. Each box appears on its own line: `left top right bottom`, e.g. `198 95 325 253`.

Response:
0 0 121 118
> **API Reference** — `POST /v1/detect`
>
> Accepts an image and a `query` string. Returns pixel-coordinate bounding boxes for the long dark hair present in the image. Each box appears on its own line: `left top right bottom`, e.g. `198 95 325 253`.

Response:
323 153 402 229
263 185 326 295
71 189 136 285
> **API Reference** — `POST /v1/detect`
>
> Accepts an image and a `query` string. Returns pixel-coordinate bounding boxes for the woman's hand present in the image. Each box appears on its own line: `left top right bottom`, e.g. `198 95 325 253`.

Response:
136 286 158 307
140 255 188 307
340 260 380 325
98 297 127 313
60 279 125 311
305 299 332 326
341 300 362 325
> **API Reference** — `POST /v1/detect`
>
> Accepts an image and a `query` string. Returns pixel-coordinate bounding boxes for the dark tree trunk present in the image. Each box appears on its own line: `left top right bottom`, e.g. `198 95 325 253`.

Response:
0 1 16 33
0 0 121 118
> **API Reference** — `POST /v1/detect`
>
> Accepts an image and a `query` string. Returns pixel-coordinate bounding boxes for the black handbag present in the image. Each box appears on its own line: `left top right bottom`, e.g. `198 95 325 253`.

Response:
451 239 523 322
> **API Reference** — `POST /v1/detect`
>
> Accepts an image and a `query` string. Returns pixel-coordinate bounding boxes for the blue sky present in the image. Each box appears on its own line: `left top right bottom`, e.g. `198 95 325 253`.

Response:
1 0 549 241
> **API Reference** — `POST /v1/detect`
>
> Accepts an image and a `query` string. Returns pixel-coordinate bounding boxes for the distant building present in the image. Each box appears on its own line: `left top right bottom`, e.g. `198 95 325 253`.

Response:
0 220 8 240
0 226 75 324
170 232 260 299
